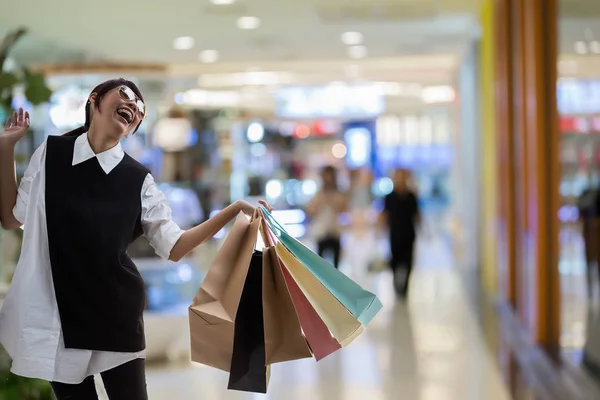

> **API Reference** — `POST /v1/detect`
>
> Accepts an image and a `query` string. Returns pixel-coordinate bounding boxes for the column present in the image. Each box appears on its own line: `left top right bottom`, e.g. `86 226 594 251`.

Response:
481 0 560 351
479 0 500 296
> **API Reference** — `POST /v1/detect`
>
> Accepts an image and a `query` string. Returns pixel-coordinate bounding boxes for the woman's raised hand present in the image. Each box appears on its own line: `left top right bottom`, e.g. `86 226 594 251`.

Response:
235 199 274 217
258 199 273 213
1 108 30 148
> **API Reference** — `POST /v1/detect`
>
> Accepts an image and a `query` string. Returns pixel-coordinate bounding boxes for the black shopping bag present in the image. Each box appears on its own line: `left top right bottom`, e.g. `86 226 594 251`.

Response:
227 251 270 393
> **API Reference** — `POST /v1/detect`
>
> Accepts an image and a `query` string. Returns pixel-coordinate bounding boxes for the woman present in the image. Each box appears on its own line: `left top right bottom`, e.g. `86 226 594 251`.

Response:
306 165 348 269
0 78 271 400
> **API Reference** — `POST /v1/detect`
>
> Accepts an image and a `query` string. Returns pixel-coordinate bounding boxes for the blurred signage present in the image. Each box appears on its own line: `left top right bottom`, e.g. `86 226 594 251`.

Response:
557 79 600 115
559 116 600 133
375 145 453 170
275 85 384 119
376 114 450 146
344 127 372 168
290 120 341 139
342 121 376 171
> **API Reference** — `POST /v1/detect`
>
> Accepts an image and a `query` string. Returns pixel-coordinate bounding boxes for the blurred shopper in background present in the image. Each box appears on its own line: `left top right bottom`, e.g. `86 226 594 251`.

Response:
306 165 348 269
345 168 376 277
378 168 421 298
192 163 213 224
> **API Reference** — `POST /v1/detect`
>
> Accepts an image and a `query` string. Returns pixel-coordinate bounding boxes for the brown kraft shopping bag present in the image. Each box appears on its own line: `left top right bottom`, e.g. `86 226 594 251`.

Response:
259 215 313 364
189 211 260 372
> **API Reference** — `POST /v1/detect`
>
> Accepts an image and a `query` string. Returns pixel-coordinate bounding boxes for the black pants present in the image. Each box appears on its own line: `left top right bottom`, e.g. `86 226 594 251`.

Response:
390 239 415 296
50 358 148 400
317 236 341 269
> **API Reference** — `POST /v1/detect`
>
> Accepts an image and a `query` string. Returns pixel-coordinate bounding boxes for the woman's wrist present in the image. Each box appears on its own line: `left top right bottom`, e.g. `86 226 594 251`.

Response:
232 200 244 214
0 136 16 153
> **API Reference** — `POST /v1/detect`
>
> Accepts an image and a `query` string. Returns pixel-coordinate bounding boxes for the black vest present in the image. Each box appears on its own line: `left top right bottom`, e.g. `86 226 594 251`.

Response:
45 134 149 352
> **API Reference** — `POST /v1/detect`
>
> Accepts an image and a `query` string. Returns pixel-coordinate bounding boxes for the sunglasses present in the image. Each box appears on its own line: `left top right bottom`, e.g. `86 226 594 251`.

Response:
116 85 146 119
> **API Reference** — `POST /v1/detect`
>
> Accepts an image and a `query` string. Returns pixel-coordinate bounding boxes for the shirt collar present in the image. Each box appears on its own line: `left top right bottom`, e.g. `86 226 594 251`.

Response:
72 133 124 174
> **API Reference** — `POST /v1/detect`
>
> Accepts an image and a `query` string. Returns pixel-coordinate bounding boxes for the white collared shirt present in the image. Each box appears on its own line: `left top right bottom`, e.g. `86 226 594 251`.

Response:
0 133 185 384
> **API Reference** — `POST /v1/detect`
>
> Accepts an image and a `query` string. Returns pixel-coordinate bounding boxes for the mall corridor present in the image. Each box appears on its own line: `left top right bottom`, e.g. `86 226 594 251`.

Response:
4 0 600 399
133 235 513 400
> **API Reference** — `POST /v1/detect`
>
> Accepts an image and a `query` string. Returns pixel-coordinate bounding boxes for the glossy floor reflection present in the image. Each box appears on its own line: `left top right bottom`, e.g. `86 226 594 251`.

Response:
559 225 588 362
136 235 511 400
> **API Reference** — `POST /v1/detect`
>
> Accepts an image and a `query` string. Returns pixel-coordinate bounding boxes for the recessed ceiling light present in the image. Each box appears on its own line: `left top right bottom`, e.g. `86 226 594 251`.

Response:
173 36 194 50
348 45 368 59
591 41 600 54
210 0 235 4
575 41 588 54
199 50 220 63
237 16 261 30
341 32 363 46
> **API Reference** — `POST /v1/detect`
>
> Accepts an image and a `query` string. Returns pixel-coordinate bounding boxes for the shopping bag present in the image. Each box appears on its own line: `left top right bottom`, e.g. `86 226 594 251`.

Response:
257 214 326 362
279 264 342 361
262 245 313 364
189 211 260 372
228 251 271 393
260 206 382 326
275 241 364 347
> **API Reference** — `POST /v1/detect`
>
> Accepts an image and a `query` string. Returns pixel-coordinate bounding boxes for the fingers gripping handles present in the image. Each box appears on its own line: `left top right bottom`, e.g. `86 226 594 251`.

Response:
252 208 276 248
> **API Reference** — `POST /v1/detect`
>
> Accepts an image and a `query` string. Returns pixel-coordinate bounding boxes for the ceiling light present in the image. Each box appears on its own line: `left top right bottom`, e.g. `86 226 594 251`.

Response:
341 32 363 46
575 41 588 54
199 50 220 63
210 0 235 4
348 45 368 59
237 16 261 30
421 86 456 104
591 41 600 54
173 36 194 50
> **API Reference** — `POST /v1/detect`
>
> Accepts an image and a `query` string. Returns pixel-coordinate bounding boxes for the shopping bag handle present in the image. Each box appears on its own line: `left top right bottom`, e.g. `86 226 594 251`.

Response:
258 206 287 238
251 208 273 247
258 208 277 247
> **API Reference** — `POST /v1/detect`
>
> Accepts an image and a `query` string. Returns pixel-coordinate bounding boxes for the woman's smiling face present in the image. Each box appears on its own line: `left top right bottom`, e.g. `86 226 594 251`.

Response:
88 85 145 140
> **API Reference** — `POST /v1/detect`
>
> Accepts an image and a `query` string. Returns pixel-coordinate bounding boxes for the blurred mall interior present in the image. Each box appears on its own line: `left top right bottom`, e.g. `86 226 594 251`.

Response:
3 0 600 399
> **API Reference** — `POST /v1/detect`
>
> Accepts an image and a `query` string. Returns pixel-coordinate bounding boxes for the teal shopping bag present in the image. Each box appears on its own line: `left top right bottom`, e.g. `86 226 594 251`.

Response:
259 207 382 326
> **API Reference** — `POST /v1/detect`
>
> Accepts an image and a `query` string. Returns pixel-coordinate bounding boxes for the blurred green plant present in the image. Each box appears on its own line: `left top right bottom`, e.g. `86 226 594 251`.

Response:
0 28 52 114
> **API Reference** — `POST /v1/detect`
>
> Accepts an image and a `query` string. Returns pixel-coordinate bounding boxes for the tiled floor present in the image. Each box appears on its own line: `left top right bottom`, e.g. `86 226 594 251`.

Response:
130 234 511 400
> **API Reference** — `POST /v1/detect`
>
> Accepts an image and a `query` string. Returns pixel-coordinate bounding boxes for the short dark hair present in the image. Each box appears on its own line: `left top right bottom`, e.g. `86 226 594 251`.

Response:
322 165 337 175
64 78 144 137
321 165 338 190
